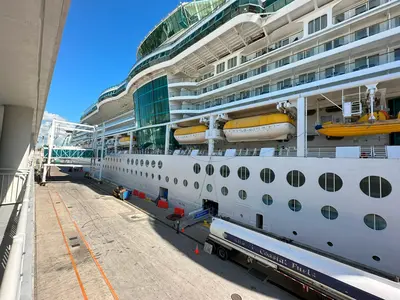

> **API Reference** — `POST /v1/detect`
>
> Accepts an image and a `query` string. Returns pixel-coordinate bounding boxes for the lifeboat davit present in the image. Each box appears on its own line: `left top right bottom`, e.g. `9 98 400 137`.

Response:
315 111 400 137
223 113 296 142
174 125 207 144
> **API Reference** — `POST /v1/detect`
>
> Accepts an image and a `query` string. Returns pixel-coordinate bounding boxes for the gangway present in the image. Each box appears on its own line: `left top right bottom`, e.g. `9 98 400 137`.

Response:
40 119 96 185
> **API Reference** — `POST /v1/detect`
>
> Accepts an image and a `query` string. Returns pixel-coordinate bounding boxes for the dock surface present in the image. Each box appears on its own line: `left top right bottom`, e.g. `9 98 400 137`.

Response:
35 168 296 300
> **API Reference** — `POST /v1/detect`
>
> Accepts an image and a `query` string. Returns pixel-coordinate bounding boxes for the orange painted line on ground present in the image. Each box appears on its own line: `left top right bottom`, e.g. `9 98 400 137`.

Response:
55 191 119 300
48 191 88 300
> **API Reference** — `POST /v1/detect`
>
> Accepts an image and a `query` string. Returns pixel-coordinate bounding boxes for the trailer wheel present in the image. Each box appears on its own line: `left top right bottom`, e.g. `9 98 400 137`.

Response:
217 246 229 261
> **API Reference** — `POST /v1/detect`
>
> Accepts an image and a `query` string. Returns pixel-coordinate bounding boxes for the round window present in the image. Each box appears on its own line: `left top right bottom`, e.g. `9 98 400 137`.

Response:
364 214 387 230
165 176 169 182
206 164 214 176
193 163 201 174
238 167 250 180
158 161 163 169
183 180 188 187
206 184 213 192
174 178 178 185
145 160 149 167
287 170 306 187
151 160 156 168
221 186 228 196
238 190 247 200
140 159 144 166
127 158 130 164
220 165 230 178
360 176 391 198
262 194 273 205
288 199 302 212
194 181 199 189
321 205 338 220
260 168 275 184
319 173 343 192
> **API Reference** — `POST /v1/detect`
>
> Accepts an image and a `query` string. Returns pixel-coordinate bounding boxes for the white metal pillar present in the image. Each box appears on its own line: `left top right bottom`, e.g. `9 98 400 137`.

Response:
208 115 216 156
114 135 118 154
366 84 378 121
99 123 105 181
296 97 306 157
129 131 133 154
165 124 171 154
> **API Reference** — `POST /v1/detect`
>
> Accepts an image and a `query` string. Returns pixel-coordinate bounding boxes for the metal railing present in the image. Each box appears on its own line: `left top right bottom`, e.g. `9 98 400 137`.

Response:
0 169 29 205
0 167 34 300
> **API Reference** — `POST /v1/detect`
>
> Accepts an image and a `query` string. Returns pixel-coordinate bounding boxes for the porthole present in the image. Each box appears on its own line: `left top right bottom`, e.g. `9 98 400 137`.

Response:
165 176 169 183
145 172 148 178
135 171 138 175
221 186 228 196
119 167 121 171
319 173 343 192
260 168 275 184
327 242 333 247
220 165 230 178
206 164 214 176
194 181 199 189
207 184 213 192
151 160 156 168
123 168 125 172
145 160 149 167
364 214 387 230
321 206 338 220
174 178 178 185
238 190 247 200
119 159 121 163
131 159 134 165
127 158 130 164
135 159 138 165
288 199 302 212
140 171 142 176
360 176 391 198
151 174 154 179
183 180 188 187
262 194 273 205
158 175 161 180
292 231 298 236
287 170 305 187
140 159 144 166
193 163 201 174
238 167 250 180
127 169 129 173
158 161 163 169
372 256 381 262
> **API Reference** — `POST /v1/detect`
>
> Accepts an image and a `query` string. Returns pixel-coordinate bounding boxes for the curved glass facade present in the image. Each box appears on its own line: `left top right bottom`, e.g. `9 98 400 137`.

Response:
81 0 291 120
137 0 227 59
134 76 171 148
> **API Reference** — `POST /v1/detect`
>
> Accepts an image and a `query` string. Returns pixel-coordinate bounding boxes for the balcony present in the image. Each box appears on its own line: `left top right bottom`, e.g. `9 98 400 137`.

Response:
169 16 400 102
171 48 400 113
333 0 391 24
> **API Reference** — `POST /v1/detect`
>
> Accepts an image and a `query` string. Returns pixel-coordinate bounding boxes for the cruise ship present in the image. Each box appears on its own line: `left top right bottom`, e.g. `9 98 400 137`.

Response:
72 0 400 280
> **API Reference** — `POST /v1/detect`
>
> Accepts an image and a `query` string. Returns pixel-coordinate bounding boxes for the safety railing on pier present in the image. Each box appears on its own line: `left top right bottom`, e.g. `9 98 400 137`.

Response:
0 169 30 205
0 167 34 300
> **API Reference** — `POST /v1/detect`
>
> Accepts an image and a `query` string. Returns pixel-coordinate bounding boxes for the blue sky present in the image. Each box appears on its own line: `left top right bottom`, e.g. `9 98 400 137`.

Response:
45 0 180 122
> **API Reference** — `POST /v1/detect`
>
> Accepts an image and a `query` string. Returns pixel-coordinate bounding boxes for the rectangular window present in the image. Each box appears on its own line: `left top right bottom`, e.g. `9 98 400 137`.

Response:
355 4 367 15
325 67 334 78
369 24 380 36
355 57 368 70
335 13 345 24
368 54 379 67
355 28 368 40
308 14 328 34
227 94 235 102
395 48 400 61
335 63 345 75
239 72 248 81
226 77 232 85
239 90 250 99
334 36 345 48
216 62 225 74
227 57 237 69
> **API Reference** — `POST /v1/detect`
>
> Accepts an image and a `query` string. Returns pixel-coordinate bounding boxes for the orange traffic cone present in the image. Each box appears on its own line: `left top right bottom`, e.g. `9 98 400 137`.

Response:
181 227 185 233
194 244 199 255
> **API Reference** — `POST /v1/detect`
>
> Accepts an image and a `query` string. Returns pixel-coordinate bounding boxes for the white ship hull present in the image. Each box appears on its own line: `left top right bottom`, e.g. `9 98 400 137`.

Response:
224 123 296 142
99 153 400 277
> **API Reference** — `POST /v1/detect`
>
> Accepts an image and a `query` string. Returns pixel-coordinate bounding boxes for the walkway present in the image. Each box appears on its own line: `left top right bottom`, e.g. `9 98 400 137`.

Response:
35 168 296 300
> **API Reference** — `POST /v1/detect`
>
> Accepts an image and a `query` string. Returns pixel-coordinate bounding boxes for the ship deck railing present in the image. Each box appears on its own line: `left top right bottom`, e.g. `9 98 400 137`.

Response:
117 145 393 159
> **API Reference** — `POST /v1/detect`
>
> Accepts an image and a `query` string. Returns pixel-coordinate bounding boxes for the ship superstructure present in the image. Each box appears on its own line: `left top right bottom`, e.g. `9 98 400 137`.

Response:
72 0 400 278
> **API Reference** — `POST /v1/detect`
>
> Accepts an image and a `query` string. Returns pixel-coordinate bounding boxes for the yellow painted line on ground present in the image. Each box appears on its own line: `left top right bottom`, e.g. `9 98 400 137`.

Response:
48 191 88 300
55 191 119 300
